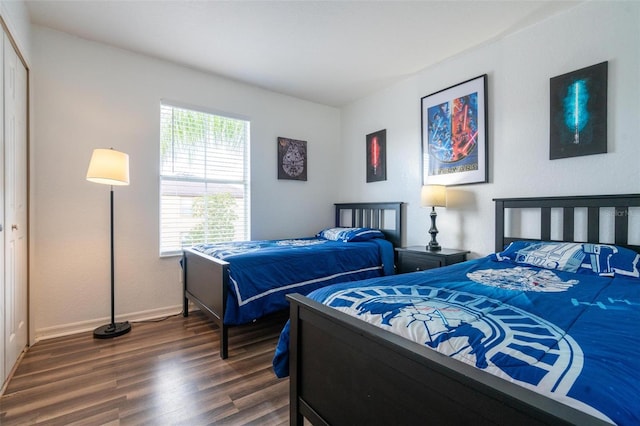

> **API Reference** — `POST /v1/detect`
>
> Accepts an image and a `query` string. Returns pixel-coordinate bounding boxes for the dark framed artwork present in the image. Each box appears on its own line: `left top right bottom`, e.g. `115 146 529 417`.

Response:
421 74 488 186
277 137 307 181
366 129 386 182
549 61 607 160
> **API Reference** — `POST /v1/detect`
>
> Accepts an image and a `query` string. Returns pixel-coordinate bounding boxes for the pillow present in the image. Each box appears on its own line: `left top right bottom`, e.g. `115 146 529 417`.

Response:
495 241 585 273
317 227 385 242
581 243 640 278
495 240 640 278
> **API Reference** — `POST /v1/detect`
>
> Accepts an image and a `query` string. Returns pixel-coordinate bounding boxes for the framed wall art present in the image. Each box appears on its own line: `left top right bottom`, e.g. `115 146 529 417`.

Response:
549 61 607 160
366 129 386 182
421 74 488 186
278 137 307 181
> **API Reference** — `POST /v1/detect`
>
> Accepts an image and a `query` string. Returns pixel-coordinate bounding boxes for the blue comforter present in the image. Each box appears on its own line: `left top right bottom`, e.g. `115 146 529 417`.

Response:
193 237 394 325
273 253 640 425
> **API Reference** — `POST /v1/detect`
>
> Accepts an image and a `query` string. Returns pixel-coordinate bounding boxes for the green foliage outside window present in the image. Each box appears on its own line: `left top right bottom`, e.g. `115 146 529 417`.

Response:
186 192 238 245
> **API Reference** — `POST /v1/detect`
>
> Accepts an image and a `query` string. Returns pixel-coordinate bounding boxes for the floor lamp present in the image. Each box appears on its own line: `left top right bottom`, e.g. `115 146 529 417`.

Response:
86 148 132 339
421 184 447 251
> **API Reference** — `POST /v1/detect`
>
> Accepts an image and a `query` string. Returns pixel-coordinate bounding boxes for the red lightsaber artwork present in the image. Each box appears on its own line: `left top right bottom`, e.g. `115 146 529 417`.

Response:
371 136 380 174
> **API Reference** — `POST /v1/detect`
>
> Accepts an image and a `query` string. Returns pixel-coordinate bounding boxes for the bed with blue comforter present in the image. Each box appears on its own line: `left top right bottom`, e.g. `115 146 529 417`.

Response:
274 241 640 425
183 201 404 360
192 229 395 325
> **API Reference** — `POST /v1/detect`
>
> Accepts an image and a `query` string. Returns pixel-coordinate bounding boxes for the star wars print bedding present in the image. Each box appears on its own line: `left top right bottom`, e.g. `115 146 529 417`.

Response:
191 227 394 325
273 241 640 425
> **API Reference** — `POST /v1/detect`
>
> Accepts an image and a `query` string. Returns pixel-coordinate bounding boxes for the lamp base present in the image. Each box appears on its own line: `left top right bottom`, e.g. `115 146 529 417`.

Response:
427 207 442 252
93 321 131 339
427 242 442 251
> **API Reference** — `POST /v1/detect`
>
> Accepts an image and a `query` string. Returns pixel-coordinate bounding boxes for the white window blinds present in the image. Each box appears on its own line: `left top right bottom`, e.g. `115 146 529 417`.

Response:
160 103 250 256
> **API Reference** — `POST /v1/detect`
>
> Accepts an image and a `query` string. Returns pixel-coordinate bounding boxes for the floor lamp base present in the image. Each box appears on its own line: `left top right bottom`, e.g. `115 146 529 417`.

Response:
93 321 131 339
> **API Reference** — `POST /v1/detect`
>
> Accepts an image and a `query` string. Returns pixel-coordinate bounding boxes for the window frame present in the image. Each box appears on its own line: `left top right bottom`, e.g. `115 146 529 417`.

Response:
159 100 251 257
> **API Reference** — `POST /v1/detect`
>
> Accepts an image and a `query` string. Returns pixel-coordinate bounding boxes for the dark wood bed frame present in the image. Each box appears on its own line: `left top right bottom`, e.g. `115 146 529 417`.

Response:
287 194 640 425
182 201 403 359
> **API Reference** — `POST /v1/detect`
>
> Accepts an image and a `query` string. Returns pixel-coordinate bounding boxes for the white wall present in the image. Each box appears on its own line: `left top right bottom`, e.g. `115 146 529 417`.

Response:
31 27 340 339
339 1 640 257
30 1 640 338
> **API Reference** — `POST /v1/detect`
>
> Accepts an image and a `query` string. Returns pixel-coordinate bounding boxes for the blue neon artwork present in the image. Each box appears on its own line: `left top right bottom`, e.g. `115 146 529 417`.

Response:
550 61 607 159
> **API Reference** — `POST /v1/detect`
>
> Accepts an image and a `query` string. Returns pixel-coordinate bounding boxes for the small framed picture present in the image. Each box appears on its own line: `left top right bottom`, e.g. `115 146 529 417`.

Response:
278 137 307 181
366 129 386 183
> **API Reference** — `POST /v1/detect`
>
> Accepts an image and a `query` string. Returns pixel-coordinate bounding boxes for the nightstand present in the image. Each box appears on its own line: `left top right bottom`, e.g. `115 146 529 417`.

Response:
395 246 470 273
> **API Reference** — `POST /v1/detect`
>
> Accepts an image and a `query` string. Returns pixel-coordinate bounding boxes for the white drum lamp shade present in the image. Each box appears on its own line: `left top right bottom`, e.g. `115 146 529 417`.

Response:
86 148 130 186
421 184 446 208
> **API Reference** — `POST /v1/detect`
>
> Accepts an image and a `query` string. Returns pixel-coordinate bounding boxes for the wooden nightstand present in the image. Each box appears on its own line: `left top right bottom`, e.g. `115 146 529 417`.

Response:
395 246 470 273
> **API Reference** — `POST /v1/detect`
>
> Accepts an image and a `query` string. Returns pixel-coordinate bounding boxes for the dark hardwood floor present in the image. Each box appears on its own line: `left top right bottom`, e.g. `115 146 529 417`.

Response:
0 310 290 425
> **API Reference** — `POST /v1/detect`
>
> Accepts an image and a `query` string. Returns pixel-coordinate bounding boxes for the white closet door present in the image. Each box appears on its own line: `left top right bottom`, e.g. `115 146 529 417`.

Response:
3 31 27 381
0 29 4 386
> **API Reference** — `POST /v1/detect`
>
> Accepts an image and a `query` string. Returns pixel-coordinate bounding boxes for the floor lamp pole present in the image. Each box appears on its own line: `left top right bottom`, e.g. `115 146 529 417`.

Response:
110 187 115 326
93 186 131 338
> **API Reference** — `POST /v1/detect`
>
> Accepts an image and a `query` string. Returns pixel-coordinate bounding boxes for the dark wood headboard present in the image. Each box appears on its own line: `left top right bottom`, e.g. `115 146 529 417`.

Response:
494 194 640 254
334 202 404 248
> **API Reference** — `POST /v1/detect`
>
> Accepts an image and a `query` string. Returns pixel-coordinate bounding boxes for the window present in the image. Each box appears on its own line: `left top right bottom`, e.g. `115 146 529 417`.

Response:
160 103 250 256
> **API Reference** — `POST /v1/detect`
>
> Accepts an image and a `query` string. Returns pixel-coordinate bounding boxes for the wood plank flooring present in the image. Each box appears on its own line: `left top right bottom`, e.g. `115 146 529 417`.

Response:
0 311 290 425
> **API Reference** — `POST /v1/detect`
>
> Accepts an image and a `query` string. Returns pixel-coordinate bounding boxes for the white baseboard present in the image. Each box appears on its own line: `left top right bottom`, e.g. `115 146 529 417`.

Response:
33 304 190 342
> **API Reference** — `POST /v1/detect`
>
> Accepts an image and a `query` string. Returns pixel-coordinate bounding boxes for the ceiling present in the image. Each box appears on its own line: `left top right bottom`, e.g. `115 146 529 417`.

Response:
25 0 580 107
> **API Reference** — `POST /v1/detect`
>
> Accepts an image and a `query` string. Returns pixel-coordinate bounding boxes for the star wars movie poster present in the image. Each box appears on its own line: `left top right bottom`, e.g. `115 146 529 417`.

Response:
421 75 488 186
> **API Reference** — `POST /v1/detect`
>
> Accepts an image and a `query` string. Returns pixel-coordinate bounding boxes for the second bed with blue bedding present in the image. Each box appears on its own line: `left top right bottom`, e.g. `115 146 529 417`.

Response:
192 227 395 325
274 241 640 425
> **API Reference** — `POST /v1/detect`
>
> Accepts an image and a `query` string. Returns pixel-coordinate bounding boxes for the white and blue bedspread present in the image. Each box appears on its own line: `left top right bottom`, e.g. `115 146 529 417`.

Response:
273 245 640 425
192 237 394 325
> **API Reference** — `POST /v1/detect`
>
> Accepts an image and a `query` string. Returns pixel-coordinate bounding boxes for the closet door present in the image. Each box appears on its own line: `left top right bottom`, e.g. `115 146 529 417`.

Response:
3 31 27 381
0 28 4 386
